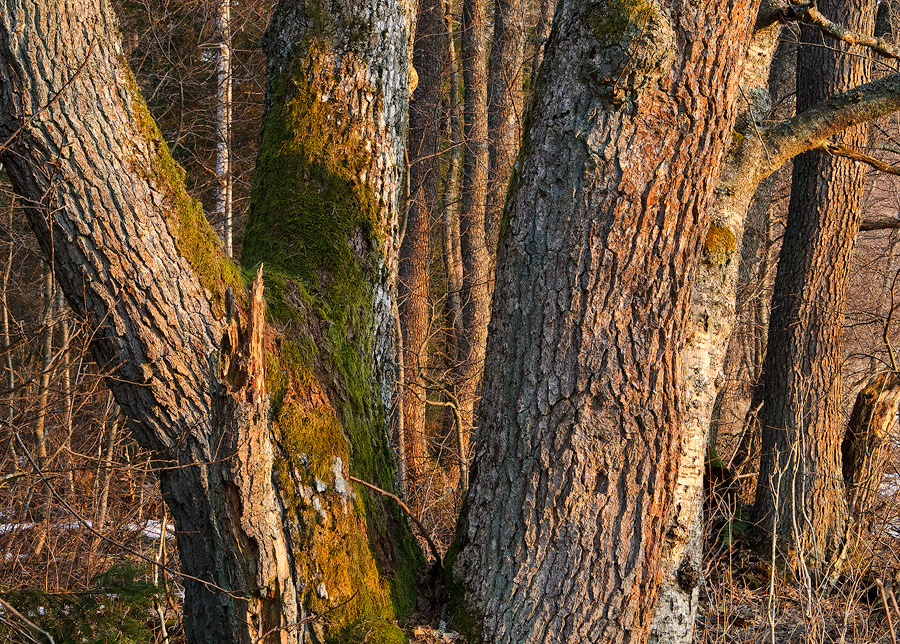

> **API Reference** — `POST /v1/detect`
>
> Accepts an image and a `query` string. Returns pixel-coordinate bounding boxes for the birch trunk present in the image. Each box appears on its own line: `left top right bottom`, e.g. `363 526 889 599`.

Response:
648 19 784 643
215 0 233 257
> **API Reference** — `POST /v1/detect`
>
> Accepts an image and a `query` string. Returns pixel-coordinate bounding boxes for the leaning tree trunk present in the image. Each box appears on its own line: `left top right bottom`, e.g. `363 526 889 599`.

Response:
447 1 759 642
752 0 875 569
399 0 445 495
0 1 421 643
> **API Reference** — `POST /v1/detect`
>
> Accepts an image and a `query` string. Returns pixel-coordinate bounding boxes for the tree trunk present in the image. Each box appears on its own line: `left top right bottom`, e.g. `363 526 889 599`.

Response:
400 0 445 494
215 0 233 257
456 0 491 449
751 0 875 568
647 19 785 643
530 0 555 79
842 371 900 520
447 1 759 642
0 1 421 642
485 0 526 258
441 5 467 489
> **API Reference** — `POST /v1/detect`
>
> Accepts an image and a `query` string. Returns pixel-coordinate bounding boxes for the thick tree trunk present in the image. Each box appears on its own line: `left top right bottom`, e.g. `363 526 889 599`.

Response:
400 0 445 493
485 0 526 257
752 0 875 568
0 1 421 642
447 1 758 642
456 0 491 449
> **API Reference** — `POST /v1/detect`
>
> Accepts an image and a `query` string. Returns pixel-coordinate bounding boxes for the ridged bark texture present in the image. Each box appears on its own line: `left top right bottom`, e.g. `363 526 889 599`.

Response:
448 1 758 642
400 0 445 490
0 0 421 642
752 0 875 566
648 20 784 644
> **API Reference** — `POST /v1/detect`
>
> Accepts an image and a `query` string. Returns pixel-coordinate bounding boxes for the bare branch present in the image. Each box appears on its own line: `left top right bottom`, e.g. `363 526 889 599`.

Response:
860 217 900 231
756 72 900 180
805 5 900 61
347 475 443 569
0 596 54 644
821 142 900 175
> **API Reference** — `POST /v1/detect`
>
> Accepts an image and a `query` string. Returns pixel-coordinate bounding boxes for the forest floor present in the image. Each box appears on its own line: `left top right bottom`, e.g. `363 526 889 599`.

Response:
402 543 900 644
402 495 900 644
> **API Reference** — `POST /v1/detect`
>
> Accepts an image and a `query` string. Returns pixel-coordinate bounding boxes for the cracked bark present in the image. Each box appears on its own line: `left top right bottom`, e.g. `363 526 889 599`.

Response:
752 0 876 567
449 1 759 642
456 0 491 452
400 0 444 493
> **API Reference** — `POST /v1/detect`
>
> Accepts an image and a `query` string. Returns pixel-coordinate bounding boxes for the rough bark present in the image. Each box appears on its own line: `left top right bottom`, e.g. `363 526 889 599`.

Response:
448 1 759 642
441 5 467 488
400 0 445 493
0 0 421 642
456 0 491 451
752 0 875 567
647 20 785 643
485 0 526 257
843 371 900 497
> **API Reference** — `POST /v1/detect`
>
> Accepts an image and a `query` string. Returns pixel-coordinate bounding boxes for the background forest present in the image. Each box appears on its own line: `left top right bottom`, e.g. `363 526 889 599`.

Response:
4 0 900 642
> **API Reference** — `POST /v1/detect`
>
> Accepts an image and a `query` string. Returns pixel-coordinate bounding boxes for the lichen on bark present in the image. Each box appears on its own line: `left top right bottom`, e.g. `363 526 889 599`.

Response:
581 0 675 100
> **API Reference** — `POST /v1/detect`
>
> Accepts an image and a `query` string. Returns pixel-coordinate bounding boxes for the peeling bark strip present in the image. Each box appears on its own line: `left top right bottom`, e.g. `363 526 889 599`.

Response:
449 1 759 642
843 371 900 499
0 0 422 642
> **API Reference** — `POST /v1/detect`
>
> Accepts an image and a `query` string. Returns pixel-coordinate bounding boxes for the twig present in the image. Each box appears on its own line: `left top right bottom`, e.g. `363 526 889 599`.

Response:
11 429 246 600
348 475 442 569
804 4 900 62
0 596 55 644
821 142 900 176
879 578 898 644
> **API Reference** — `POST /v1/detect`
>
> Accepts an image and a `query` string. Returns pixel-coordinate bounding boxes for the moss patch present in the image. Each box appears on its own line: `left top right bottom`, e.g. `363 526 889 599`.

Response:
244 39 422 639
334 618 408 644
123 65 245 311
588 0 656 45
703 223 736 268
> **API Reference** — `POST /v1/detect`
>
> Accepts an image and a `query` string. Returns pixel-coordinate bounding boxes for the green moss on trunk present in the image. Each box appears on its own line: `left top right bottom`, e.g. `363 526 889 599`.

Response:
123 66 245 312
244 38 422 639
